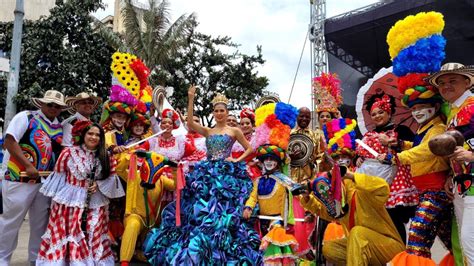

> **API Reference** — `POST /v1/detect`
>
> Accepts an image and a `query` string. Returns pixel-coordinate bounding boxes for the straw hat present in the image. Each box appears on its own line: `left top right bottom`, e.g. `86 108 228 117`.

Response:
31 90 67 109
426 63 474 87
65 92 102 114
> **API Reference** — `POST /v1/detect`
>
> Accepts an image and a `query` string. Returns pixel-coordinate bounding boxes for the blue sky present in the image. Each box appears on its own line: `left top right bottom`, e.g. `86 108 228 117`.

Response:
94 0 378 109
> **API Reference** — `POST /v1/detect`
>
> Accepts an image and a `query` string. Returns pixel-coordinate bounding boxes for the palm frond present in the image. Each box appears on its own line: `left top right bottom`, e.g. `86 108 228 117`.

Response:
156 13 196 66
96 23 128 52
122 0 145 57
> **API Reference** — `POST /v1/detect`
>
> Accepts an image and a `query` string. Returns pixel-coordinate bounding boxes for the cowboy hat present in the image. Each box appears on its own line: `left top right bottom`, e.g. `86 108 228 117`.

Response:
426 63 474 88
65 92 102 114
31 90 68 109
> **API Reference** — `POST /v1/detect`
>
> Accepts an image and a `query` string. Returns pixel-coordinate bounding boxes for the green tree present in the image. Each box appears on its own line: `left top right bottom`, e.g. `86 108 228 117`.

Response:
0 0 114 123
98 0 196 69
151 32 269 126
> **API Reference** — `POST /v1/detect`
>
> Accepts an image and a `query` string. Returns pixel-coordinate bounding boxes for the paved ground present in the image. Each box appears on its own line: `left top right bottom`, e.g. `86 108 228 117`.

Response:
10 217 448 265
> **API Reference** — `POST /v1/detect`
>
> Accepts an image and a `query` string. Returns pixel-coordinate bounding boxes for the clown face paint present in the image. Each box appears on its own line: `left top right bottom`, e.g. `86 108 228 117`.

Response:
111 112 128 129
263 158 279 173
412 107 436 124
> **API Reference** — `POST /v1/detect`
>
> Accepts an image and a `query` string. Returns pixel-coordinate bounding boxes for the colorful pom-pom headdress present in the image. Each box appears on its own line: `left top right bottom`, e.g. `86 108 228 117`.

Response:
254 102 299 168
313 72 343 115
386 11 446 108
322 118 357 159
100 51 153 130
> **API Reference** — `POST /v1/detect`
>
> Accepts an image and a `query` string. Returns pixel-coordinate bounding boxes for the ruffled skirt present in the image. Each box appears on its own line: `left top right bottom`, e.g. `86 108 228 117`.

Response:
37 202 114 265
143 160 262 265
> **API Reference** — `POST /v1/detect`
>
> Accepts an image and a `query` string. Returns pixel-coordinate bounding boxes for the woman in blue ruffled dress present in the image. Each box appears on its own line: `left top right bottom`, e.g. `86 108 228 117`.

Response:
143 86 263 265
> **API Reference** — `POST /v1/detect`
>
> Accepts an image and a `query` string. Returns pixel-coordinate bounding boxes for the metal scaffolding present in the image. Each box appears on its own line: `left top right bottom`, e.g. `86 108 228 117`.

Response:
309 0 328 128
309 0 328 78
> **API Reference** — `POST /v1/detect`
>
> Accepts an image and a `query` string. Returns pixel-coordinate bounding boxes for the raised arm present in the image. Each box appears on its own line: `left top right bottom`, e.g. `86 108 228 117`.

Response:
187 85 209 137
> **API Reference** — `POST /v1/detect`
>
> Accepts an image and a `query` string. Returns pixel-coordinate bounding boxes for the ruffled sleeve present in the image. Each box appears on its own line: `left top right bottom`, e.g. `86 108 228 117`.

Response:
175 135 186 161
97 158 125 199
40 148 71 197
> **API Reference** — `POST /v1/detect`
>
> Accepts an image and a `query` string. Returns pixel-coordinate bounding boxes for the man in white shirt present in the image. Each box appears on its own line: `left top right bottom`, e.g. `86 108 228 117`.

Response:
0 90 67 265
427 62 474 265
62 92 102 147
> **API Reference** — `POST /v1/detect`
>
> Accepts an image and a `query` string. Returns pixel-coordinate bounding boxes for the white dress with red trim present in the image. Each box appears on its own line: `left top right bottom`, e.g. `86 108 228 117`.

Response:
182 132 207 167
148 134 186 201
36 146 125 265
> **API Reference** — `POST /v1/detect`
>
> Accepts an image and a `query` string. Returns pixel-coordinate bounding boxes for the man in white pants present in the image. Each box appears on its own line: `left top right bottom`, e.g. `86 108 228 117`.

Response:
0 90 67 265
427 63 474 265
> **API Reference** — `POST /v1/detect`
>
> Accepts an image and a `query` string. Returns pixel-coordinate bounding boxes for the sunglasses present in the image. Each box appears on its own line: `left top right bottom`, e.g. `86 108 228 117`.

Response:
46 103 63 109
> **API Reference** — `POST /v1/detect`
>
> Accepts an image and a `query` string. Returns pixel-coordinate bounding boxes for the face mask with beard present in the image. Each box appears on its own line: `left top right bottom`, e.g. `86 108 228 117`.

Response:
263 159 279 173
411 107 436 124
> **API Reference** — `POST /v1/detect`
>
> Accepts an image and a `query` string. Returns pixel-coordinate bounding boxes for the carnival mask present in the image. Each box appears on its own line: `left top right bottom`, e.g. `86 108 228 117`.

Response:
263 158 279 173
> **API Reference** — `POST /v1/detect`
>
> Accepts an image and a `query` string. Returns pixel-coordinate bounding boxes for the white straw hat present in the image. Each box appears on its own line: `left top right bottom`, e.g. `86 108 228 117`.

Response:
426 63 474 87
31 90 68 109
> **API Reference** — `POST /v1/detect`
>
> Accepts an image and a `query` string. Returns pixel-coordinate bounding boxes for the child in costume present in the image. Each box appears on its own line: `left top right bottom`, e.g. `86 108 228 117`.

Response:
242 101 300 265
384 12 453 265
37 121 125 265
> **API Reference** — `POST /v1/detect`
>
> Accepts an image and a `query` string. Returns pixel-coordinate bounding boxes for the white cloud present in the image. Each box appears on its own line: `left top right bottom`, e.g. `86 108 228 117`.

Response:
94 0 378 108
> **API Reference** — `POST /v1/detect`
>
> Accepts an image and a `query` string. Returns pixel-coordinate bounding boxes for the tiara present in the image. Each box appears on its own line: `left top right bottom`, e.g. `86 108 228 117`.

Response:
211 93 229 106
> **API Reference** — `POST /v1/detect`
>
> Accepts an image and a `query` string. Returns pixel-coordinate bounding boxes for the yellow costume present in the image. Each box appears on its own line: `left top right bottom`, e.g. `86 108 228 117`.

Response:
245 173 290 218
105 129 127 150
290 128 326 184
301 173 404 265
116 152 176 264
398 116 449 178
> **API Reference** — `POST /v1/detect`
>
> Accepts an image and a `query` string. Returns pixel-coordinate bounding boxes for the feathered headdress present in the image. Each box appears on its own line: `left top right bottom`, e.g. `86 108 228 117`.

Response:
313 72 343 114
387 11 446 107
101 52 153 130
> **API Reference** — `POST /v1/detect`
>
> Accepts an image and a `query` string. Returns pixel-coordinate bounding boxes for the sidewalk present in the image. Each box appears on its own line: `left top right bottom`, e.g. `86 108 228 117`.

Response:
11 217 449 265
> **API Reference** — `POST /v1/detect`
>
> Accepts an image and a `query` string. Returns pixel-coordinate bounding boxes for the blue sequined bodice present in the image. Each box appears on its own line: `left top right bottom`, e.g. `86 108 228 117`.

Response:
206 134 235 160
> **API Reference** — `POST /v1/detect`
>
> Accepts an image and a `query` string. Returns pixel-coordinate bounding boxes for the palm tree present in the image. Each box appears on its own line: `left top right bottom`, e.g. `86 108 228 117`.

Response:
98 0 196 69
